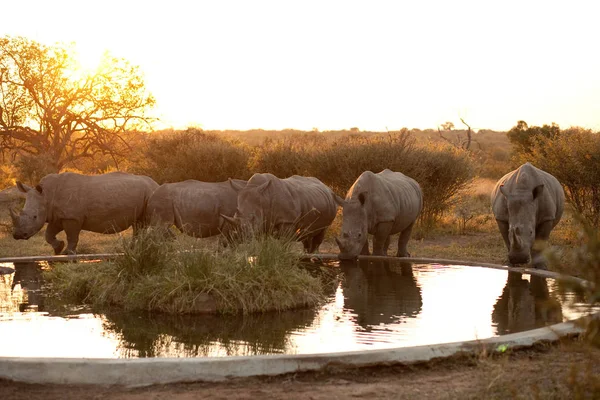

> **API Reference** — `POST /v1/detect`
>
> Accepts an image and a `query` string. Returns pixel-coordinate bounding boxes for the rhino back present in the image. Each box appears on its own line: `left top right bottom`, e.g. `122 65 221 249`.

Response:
148 180 241 236
491 163 564 226
282 176 338 229
41 172 157 232
348 170 422 233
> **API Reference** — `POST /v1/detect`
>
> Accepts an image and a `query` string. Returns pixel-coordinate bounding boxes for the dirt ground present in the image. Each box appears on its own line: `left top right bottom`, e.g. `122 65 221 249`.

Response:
1 340 599 400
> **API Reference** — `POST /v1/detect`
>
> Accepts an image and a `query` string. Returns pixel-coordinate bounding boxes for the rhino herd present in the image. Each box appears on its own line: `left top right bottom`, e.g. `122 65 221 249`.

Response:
9 163 565 269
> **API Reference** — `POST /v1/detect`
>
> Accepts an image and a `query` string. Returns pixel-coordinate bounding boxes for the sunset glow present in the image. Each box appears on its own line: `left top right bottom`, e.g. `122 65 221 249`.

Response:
2 0 599 132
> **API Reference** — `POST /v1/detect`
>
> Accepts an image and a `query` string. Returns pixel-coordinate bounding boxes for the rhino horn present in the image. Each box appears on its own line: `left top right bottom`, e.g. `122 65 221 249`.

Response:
8 207 19 224
511 228 523 249
221 214 240 227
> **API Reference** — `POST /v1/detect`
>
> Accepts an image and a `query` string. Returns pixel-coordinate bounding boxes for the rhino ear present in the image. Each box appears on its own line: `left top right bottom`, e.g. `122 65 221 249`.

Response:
35 184 43 194
229 178 246 192
499 185 508 197
16 181 31 193
358 191 368 206
257 180 271 193
334 194 345 206
532 184 544 200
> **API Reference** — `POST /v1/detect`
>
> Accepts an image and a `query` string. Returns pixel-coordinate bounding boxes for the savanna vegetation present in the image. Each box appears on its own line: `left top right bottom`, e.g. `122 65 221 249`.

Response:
0 34 599 397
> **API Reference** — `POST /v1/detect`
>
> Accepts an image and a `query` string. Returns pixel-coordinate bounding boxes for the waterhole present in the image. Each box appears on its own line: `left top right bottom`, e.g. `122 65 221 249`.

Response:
0 259 595 358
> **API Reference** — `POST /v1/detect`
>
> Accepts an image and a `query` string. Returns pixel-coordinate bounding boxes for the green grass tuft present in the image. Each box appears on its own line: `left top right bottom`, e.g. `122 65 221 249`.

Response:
44 228 328 314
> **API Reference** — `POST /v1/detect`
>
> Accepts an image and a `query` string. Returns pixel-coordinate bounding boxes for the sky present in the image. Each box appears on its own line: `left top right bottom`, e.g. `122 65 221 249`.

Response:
2 0 599 132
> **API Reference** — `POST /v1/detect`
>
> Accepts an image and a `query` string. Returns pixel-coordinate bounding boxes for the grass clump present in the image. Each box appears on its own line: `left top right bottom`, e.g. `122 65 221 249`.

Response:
44 228 327 314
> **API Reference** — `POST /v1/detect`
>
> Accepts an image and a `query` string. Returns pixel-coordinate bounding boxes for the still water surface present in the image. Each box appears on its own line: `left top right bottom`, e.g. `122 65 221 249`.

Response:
0 260 595 358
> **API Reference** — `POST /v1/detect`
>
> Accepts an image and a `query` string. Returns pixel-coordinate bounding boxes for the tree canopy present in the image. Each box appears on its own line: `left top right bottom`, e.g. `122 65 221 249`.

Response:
0 36 155 173
507 120 560 156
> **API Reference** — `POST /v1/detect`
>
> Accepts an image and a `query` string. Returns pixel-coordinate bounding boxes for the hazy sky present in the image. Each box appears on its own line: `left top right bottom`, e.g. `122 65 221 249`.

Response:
2 0 599 131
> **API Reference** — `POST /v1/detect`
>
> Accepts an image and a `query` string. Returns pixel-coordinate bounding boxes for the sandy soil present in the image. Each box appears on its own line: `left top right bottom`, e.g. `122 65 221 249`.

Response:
1 341 599 399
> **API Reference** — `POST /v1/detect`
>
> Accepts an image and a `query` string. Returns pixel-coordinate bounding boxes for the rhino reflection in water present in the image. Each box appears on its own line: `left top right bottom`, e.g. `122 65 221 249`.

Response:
491 163 565 268
492 272 563 335
340 259 423 328
10 172 159 254
0 262 44 313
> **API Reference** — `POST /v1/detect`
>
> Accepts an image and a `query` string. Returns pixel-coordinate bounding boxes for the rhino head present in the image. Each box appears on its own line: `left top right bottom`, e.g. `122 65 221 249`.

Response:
336 192 368 260
500 184 544 264
11 181 47 240
222 179 272 236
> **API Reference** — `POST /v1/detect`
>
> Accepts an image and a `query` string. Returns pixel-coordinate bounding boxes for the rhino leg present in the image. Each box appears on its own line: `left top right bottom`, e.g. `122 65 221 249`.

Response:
396 222 415 257
305 228 326 254
62 219 82 255
372 221 394 256
496 220 512 265
360 241 370 256
383 236 391 254
45 222 65 255
531 220 554 269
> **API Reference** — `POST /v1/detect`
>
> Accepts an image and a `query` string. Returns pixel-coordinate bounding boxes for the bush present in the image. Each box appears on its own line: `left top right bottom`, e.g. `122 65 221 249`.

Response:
528 127 600 226
132 128 252 183
249 131 475 228
44 227 328 314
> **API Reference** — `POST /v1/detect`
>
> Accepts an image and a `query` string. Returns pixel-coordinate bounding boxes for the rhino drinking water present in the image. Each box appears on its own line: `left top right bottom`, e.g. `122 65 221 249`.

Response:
223 173 339 253
10 172 159 254
491 163 565 268
336 169 423 260
146 179 247 238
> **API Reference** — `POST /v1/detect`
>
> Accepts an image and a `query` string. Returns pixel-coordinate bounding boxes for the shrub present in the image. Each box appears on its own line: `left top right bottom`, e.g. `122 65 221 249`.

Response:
529 127 600 226
249 131 475 228
132 128 252 183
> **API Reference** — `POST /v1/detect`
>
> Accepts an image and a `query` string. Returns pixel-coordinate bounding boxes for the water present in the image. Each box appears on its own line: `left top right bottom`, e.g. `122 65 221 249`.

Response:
0 259 596 358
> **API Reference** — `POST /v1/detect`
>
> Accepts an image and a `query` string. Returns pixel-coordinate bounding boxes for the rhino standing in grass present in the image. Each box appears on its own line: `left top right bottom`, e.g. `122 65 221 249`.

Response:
336 169 423 260
10 172 159 254
146 179 247 238
223 173 339 253
491 163 565 268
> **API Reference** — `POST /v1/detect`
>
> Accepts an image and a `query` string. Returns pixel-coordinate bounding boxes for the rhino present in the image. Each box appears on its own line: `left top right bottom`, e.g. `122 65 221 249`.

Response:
10 172 159 254
146 179 247 238
223 173 339 253
491 163 565 268
336 169 423 260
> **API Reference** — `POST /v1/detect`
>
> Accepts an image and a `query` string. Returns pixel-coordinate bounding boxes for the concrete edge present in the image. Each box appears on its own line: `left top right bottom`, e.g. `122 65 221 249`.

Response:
0 255 597 387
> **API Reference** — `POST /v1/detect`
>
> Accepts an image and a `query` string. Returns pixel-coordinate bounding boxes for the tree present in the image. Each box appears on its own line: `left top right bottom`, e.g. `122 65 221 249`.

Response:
507 120 560 157
0 36 155 173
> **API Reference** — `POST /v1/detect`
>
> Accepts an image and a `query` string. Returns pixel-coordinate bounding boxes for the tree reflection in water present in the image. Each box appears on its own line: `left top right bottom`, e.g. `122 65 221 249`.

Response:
492 271 563 335
339 259 423 330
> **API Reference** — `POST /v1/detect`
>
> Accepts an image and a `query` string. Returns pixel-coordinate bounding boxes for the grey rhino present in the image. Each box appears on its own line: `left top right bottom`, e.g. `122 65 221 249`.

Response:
10 172 159 254
491 163 565 268
224 173 339 253
146 179 247 238
336 169 423 260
